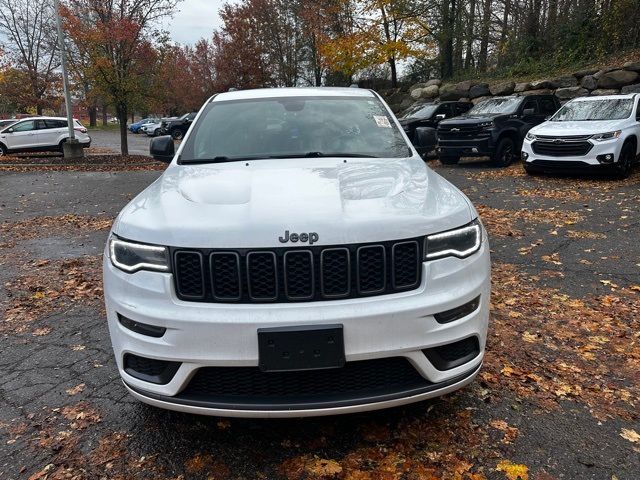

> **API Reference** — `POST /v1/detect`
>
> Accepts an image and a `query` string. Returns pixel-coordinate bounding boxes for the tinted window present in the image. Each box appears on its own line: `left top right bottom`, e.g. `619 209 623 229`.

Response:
181 96 411 162
43 119 67 128
455 103 471 114
11 120 35 132
551 98 633 121
539 98 557 115
435 104 452 117
522 99 539 114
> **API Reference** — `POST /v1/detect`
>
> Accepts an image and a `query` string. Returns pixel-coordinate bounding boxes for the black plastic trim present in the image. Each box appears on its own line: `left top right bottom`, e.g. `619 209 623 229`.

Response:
210 251 242 301
434 296 481 324
320 247 351 298
283 250 314 300
123 354 180 385
423 336 481 371
118 314 166 338
125 363 481 411
391 240 420 290
173 250 205 300
357 245 386 294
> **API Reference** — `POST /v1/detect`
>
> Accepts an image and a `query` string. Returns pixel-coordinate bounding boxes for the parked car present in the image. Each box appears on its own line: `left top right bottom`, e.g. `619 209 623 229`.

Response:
437 94 560 166
0 117 90 156
103 87 490 418
0 119 17 129
160 112 197 140
129 117 159 134
141 121 162 137
522 94 639 178
399 101 472 157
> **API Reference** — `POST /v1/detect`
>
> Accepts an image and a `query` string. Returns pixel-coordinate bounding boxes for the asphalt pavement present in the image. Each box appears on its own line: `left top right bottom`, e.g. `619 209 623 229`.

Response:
0 158 638 479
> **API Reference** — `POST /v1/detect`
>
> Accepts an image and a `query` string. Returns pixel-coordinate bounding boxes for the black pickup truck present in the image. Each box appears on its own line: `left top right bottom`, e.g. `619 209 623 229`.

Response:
436 94 560 166
398 101 472 157
160 112 197 140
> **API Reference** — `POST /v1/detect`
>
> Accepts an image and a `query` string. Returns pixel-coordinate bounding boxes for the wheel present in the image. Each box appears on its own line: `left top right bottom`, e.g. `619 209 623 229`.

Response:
490 137 517 167
0 143 6 157
171 129 183 140
58 140 66 153
613 142 634 179
439 155 460 165
154 128 160 137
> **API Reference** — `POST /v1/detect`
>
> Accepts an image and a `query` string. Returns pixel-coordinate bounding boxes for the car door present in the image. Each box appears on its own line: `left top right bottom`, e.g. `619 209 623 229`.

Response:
42 119 68 146
520 98 545 132
1 120 37 150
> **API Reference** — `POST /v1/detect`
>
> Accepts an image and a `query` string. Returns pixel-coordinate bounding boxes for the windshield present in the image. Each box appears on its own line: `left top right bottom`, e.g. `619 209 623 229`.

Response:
469 97 521 115
401 104 438 119
551 99 633 121
180 96 411 162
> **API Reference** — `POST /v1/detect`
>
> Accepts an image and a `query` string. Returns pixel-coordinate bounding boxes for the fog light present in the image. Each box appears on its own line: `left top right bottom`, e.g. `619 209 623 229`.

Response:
521 151 529 160
597 153 614 164
471 147 478 153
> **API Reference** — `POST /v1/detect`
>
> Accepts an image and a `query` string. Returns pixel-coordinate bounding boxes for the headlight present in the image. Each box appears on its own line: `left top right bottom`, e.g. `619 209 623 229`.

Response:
425 220 482 260
591 131 621 141
108 236 169 273
525 132 536 141
478 121 494 129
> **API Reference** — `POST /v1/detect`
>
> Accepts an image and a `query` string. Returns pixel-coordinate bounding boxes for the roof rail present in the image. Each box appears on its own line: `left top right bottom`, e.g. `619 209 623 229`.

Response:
349 84 359 88
228 87 238 92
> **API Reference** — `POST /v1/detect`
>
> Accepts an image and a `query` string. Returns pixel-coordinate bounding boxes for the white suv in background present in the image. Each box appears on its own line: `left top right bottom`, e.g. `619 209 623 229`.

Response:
522 94 640 178
0 117 91 156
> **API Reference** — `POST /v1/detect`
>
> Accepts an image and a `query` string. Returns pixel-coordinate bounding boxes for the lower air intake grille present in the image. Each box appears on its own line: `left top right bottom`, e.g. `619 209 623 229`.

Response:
179 357 430 404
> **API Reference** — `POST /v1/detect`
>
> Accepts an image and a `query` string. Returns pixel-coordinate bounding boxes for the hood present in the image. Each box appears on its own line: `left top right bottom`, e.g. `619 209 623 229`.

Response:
113 157 475 248
531 119 626 136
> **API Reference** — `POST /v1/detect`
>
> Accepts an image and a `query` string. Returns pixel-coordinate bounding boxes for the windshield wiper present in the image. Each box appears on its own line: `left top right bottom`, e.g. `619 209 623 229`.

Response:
276 152 380 158
180 155 270 164
180 152 380 164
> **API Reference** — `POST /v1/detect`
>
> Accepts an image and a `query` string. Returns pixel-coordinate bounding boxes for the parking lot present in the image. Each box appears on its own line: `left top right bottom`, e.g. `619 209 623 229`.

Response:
0 155 639 479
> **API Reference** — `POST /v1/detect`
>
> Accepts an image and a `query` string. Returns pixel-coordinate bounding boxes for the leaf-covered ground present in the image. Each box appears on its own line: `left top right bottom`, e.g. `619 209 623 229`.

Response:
0 162 638 479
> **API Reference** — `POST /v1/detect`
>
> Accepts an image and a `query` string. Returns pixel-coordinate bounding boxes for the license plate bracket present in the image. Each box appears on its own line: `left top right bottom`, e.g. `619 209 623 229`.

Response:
258 325 345 372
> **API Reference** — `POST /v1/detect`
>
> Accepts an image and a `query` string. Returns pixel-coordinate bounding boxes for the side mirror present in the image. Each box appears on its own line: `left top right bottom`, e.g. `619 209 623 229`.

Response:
523 108 535 116
6 128 13 133
150 135 175 163
435 113 446 120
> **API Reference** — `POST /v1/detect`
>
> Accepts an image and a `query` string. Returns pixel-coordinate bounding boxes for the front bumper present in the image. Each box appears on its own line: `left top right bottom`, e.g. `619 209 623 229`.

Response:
103 238 491 417
436 136 495 157
522 138 623 172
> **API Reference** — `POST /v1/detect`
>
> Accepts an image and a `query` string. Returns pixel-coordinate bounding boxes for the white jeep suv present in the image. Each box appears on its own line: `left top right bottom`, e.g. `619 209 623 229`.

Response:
522 94 640 178
0 117 91 156
103 87 491 418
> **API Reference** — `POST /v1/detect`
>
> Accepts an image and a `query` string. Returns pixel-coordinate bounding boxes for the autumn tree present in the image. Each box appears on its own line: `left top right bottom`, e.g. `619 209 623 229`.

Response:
62 0 179 154
0 0 60 114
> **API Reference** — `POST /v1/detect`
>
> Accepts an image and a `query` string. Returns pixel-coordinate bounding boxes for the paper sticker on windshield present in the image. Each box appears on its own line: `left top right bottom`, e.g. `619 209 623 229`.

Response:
374 115 392 128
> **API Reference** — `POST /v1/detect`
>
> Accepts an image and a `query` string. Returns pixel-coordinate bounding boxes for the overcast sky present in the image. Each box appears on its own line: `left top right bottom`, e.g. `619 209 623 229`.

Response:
161 0 229 45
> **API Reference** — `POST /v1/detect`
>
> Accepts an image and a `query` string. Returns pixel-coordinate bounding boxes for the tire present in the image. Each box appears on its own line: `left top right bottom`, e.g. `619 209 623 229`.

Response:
171 129 184 140
613 142 634 179
440 155 460 165
154 128 160 137
0 143 6 157
490 137 517 167
58 140 66 153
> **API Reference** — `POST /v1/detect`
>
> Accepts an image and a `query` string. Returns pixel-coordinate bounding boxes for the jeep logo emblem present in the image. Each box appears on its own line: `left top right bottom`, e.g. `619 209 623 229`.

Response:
279 230 319 245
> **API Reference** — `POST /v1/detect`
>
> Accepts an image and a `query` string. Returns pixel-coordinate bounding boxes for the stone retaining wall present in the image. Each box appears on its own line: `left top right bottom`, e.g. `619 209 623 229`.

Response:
382 61 640 113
